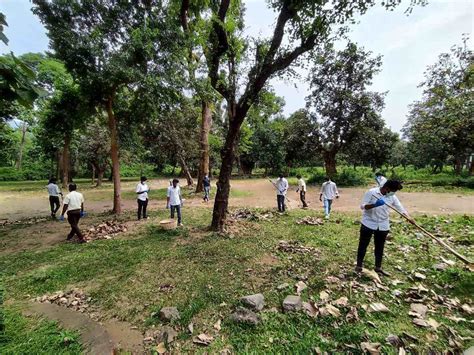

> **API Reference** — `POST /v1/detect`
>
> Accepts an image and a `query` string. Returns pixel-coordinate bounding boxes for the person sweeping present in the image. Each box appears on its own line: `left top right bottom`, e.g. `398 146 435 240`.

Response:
355 179 415 276
167 178 183 226
136 176 150 220
46 177 62 219
319 176 339 219
296 175 308 208
203 175 211 202
59 183 86 243
275 174 289 212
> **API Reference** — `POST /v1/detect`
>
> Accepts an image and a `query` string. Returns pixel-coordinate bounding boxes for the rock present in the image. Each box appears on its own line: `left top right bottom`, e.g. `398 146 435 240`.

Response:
159 307 180 322
319 304 341 318
193 333 214 346
412 318 429 327
156 326 178 343
334 297 348 307
240 293 265 311
463 345 474 355
432 263 448 271
302 301 318 318
277 283 290 290
368 303 389 313
295 281 307 295
230 306 260 325
413 272 426 280
282 295 302 312
386 334 403 348
361 342 381 354
409 303 428 319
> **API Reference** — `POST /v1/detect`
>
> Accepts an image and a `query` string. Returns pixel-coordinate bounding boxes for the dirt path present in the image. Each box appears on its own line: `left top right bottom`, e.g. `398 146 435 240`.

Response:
25 302 144 354
1 179 473 222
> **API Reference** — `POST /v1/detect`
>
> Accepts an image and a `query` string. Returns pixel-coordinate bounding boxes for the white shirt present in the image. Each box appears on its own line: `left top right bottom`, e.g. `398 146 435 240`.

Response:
376 176 388 187
167 186 181 206
136 182 149 201
320 181 339 200
46 183 61 197
63 191 84 211
275 178 288 196
360 187 407 231
297 178 306 192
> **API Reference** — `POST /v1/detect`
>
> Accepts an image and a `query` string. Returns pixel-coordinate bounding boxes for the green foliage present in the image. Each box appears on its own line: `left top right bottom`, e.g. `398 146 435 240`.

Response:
307 167 369 186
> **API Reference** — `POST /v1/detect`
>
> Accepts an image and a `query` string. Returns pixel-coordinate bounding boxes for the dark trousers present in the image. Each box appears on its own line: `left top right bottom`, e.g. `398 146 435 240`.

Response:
137 199 148 219
356 224 389 268
277 195 286 212
170 205 182 224
49 196 60 214
300 191 308 208
67 210 84 241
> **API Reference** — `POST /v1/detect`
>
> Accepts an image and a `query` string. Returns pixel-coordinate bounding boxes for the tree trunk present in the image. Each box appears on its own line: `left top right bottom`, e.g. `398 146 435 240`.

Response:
454 156 462 175
91 164 95 185
323 150 337 177
178 154 194 186
61 135 71 189
106 97 122 214
15 122 27 170
469 157 474 176
96 169 104 187
211 118 241 231
195 101 212 193
56 150 61 181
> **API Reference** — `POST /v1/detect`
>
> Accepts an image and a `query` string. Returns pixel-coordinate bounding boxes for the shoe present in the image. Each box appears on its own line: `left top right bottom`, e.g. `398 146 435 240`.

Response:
354 266 363 273
325 215 329 219
78 239 87 244
178 223 183 227
375 268 391 277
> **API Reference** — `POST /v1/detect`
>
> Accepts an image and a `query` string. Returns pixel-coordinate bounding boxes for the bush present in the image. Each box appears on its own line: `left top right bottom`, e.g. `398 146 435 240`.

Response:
120 163 158 178
307 168 369 186
0 166 49 181
432 176 474 188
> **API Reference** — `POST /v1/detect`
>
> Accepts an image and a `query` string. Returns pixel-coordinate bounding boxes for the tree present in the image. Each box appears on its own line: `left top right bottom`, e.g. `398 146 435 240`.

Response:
191 0 424 231
306 42 386 176
403 37 474 175
0 122 18 166
33 0 176 213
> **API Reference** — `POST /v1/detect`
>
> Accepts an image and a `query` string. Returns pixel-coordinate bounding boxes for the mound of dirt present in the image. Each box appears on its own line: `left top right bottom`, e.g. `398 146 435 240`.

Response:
84 221 128 241
230 208 274 221
296 216 324 225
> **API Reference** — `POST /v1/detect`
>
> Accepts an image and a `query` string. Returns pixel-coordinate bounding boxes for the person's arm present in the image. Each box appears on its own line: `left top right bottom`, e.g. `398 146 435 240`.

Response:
390 196 415 224
361 191 379 210
166 188 170 208
319 183 324 201
61 204 68 216
136 184 145 194
334 183 339 198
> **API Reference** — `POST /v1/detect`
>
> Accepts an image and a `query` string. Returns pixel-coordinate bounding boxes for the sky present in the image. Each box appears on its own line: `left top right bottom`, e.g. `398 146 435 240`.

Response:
1 0 472 133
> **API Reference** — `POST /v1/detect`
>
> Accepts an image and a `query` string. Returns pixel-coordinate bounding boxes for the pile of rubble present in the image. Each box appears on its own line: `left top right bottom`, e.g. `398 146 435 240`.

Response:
1 216 49 226
230 208 274 221
33 289 92 313
277 240 320 256
296 216 324 226
84 221 128 241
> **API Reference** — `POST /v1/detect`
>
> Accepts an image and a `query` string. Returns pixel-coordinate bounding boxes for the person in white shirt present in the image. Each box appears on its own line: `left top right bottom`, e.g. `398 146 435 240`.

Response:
46 177 62 218
167 178 183 226
319 177 339 219
375 172 387 188
356 179 415 276
295 175 308 208
136 176 150 220
274 174 289 212
60 183 86 243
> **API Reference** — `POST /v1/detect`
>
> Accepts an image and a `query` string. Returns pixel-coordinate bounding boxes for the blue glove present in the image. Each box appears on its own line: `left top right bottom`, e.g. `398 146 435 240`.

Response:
59 215 65 221
80 211 86 218
374 198 385 207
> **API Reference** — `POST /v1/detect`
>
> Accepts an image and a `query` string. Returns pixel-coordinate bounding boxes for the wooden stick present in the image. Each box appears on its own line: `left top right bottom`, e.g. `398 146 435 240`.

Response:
268 179 291 204
383 200 472 266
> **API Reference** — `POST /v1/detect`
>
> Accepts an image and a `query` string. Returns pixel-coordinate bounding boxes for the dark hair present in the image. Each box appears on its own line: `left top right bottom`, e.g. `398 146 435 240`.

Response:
375 172 384 177
325 176 330 181
279 173 284 178
383 179 403 191
296 175 302 179
140 176 147 182
68 183 77 191
172 178 179 184
49 177 57 184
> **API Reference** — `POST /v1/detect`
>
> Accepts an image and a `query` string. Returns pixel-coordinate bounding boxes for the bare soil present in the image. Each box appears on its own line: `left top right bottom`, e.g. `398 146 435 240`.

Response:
1 179 472 222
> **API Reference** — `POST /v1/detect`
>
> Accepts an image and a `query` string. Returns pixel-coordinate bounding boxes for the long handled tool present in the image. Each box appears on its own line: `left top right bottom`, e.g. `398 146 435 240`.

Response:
378 196 472 266
269 179 292 211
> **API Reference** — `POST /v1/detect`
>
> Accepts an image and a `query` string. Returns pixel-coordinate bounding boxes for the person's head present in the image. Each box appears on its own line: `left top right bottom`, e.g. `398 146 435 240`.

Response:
380 179 402 196
296 174 302 180
68 183 77 192
279 173 284 179
172 178 179 187
324 176 330 182
140 176 147 183
375 172 384 178
49 177 57 184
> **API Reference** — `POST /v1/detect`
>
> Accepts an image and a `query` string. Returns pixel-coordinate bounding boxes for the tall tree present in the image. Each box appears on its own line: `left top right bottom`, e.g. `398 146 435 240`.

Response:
306 42 385 176
33 0 174 213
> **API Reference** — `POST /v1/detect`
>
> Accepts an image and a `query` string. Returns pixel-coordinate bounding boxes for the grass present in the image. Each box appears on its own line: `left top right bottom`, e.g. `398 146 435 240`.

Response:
1 206 473 353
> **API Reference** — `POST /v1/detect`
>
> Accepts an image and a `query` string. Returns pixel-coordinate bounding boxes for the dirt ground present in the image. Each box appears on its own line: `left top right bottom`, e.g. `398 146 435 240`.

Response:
1 179 473 222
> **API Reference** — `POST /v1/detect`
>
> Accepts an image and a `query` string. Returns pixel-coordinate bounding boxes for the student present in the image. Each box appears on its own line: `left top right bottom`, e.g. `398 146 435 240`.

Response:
167 178 183 226
203 175 211 202
46 177 62 218
375 172 387 188
296 175 308 208
319 176 339 219
355 179 415 276
136 176 150 220
60 183 86 243
275 174 289 212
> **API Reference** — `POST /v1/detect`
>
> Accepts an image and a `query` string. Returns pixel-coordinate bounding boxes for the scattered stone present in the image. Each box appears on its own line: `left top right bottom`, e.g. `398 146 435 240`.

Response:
413 272 426 280
155 343 167 354
193 333 214 346
386 334 403 348
319 304 341 318
295 281 307 295
362 269 382 284
277 240 320 256
368 303 389 313
319 290 329 301
282 295 302 312
213 319 222 331
413 318 429 328
155 326 178 343
461 304 474 315
159 307 180 322
325 276 340 284
409 303 428 319
277 283 290 291
296 216 323 225
230 306 260 325
392 289 403 297
361 342 381 354
302 302 318 318
346 307 359 322
427 318 441 330
240 293 265 311
432 263 449 271
84 221 127 241
188 322 194 334
230 208 273 221
34 289 92 313
334 297 348 307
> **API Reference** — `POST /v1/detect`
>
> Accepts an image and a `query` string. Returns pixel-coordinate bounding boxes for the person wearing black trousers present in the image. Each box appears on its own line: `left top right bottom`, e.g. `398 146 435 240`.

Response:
136 176 150 220
46 178 62 218
355 180 415 277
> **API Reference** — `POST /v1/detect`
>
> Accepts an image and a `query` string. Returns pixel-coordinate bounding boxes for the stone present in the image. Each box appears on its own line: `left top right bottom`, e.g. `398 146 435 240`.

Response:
156 326 178 343
230 306 260 325
159 307 180 322
240 293 265 311
409 303 428 319
386 334 403 348
432 263 448 271
282 295 302 312
277 283 290 290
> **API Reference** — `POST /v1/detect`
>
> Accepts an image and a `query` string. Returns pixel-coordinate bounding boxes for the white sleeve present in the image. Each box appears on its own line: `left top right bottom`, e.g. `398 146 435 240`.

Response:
136 184 141 193
360 190 372 210
334 183 339 195
389 195 407 214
